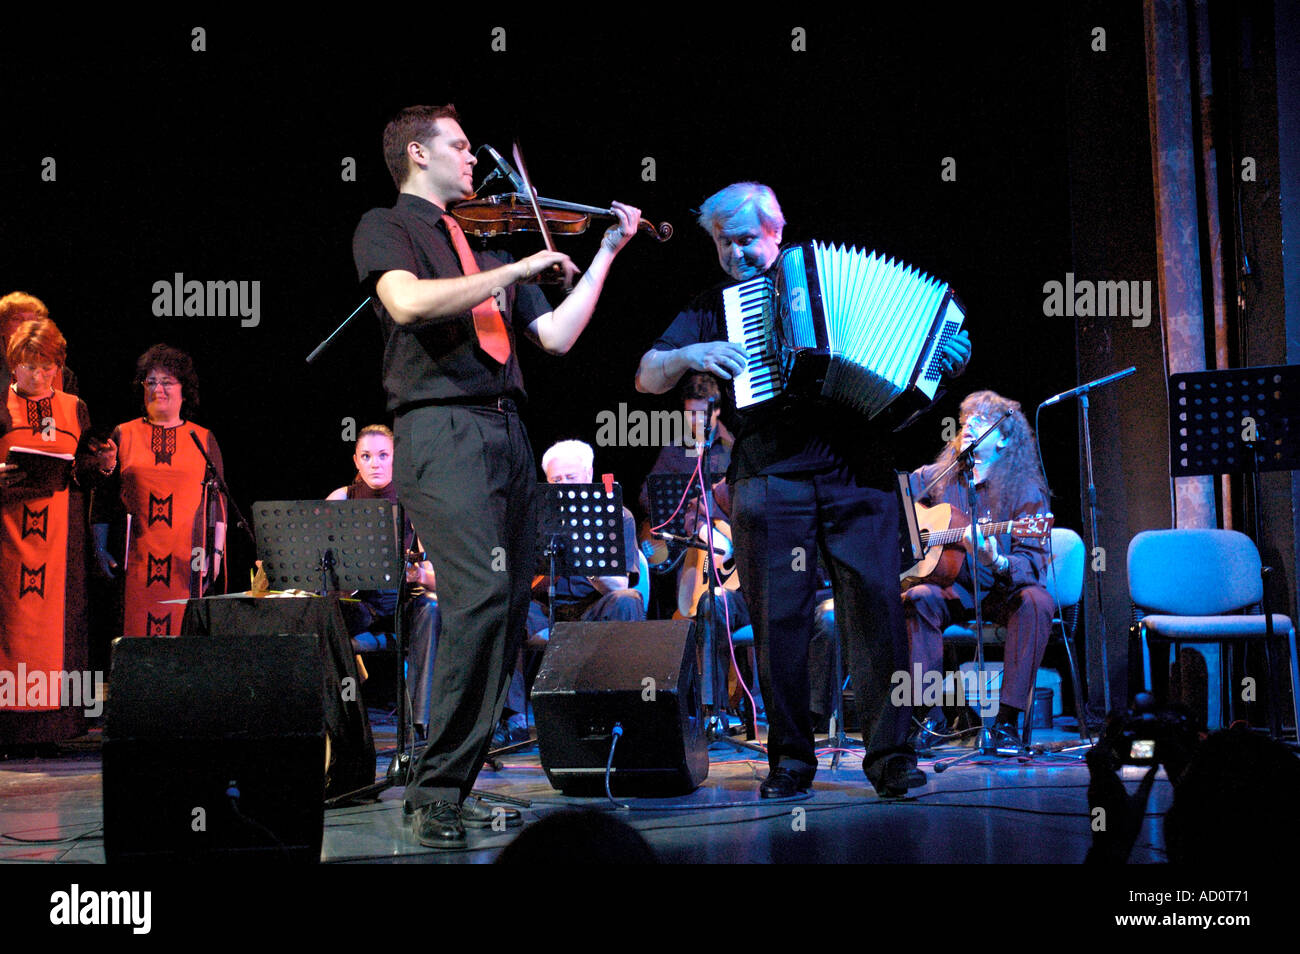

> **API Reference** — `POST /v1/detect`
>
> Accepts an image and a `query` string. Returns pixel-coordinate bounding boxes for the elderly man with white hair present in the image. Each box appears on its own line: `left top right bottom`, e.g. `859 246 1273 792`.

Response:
528 439 644 638
636 181 971 800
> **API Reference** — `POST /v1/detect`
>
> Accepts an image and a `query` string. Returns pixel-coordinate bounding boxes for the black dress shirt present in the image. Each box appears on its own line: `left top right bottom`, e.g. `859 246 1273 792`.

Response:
352 193 551 411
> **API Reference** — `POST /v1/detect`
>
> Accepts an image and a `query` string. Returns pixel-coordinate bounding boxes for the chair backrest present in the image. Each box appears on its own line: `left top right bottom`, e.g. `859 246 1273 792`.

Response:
1043 527 1085 609
634 550 650 611
1128 529 1262 615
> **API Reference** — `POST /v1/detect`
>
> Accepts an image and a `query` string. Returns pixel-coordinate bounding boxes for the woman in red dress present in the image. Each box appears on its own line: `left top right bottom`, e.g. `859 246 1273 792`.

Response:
0 319 114 743
94 345 226 637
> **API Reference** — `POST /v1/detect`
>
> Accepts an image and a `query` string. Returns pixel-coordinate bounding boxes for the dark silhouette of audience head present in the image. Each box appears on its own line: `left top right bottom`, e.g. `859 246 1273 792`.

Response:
496 810 658 864
1164 727 1300 864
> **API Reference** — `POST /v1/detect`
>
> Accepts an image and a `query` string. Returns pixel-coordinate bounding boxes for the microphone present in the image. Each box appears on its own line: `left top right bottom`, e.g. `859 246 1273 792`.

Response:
701 394 719 449
654 530 727 556
482 144 526 193
1040 367 1136 408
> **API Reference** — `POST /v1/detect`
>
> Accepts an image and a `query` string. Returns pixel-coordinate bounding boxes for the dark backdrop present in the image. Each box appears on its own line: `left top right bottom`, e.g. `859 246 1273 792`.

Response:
3 12 1082 583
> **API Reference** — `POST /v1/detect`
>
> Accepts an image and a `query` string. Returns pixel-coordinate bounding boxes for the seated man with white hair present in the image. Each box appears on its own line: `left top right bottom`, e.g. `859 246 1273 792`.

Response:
529 439 644 639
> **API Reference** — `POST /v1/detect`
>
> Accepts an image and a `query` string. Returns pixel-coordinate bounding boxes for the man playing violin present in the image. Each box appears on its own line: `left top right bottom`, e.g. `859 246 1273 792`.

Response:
352 104 642 848
904 390 1055 754
636 181 971 799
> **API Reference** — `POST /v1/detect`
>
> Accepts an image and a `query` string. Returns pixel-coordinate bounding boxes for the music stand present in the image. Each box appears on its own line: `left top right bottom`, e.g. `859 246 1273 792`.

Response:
508 481 631 758
1170 364 1300 501
535 481 629 626
647 472 729 685
538 481 630 571
1169 365 1300 736
252 499 412 797
644 473 706 570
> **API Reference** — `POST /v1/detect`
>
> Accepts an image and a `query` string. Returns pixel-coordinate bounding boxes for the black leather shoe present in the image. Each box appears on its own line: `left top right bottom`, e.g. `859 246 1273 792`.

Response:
759 766 812 798
461 796 523 829
867 754 927 798
491 720 531 748
909 715 948 753
412 801 466 848
988 722 1025 755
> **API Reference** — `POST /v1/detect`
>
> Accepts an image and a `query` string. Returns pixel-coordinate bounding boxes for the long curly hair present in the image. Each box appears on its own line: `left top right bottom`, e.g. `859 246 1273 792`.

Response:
928 390 1048 518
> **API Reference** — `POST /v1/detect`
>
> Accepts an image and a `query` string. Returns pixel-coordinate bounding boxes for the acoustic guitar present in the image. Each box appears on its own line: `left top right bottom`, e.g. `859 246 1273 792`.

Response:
902 503 1053 589
677 520 741 618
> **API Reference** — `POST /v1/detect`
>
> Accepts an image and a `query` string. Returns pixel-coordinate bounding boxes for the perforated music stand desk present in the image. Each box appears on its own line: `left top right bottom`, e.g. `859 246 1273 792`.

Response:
535 482 628 577
645 472 706 545
1169 365 1300 479
253 499 405 594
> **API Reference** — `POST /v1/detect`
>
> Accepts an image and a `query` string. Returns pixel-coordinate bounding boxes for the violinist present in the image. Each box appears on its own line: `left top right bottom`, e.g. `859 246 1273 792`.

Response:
352 104 642 849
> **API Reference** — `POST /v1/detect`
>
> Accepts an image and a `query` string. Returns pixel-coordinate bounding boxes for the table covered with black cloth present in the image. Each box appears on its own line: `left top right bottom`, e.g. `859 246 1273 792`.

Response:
180 595 376 797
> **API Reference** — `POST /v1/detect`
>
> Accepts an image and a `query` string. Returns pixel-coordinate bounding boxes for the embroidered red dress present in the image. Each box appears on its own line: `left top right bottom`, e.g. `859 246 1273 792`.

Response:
0 387 84 710
110 419 224 637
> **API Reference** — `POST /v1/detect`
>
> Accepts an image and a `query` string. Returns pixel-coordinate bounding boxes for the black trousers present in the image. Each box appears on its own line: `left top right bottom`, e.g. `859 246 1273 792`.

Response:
395 404 538 809
731 466 913 779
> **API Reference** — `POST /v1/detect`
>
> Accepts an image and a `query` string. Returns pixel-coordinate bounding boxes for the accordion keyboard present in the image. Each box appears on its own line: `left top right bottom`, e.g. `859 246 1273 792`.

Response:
723 277 782 408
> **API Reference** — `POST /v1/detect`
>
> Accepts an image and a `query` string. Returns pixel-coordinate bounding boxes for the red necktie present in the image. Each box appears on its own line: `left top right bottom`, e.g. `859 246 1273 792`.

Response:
442 214 511 364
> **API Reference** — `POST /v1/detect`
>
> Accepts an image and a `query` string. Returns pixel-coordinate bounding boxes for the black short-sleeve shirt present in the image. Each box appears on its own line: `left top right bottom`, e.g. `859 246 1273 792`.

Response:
652 285 896 487
352 193 552 411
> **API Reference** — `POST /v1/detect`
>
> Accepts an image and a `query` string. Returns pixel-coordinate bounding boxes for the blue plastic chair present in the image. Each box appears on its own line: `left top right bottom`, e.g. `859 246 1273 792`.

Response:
939 527 1089 742
1128 528 1299 738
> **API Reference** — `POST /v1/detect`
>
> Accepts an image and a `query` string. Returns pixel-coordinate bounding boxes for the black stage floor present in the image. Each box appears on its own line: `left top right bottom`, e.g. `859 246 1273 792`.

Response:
0 710 1171 865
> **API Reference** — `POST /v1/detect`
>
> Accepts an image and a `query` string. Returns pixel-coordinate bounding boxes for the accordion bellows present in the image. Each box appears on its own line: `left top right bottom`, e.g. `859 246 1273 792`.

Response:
724 241 966 418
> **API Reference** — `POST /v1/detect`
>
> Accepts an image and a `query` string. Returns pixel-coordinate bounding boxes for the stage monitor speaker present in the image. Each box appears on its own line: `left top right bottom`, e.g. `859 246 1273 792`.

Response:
103 634 324 863
532 619 708 795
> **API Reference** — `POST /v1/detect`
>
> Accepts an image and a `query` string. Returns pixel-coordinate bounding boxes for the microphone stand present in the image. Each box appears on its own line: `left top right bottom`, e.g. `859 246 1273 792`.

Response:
188 431 254 591
1038 367 1135 715
696 409 765 755
1079 392 1108 713
305 298 372 365
920 411 1015 768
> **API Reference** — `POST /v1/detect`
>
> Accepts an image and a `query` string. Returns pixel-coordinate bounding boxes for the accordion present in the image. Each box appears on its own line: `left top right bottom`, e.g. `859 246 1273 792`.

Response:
723 241 966 418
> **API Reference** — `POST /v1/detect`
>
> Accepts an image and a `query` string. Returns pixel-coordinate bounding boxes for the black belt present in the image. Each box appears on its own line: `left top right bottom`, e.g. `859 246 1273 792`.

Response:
399 395 520 414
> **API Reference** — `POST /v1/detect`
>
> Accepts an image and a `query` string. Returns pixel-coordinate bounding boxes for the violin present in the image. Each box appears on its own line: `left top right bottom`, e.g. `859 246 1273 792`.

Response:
469 141 666 287
451 192 674 243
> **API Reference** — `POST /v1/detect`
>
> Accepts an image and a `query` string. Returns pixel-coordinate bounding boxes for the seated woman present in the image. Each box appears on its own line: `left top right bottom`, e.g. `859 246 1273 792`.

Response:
327 425 440 739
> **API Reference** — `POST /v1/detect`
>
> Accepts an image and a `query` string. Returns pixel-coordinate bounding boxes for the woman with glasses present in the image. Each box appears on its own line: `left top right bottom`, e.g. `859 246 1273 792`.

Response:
1 318 115 745
93 344 226 636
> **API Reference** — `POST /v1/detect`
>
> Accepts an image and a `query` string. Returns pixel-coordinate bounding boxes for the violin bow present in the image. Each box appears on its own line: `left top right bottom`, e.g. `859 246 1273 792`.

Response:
511 140 557 253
